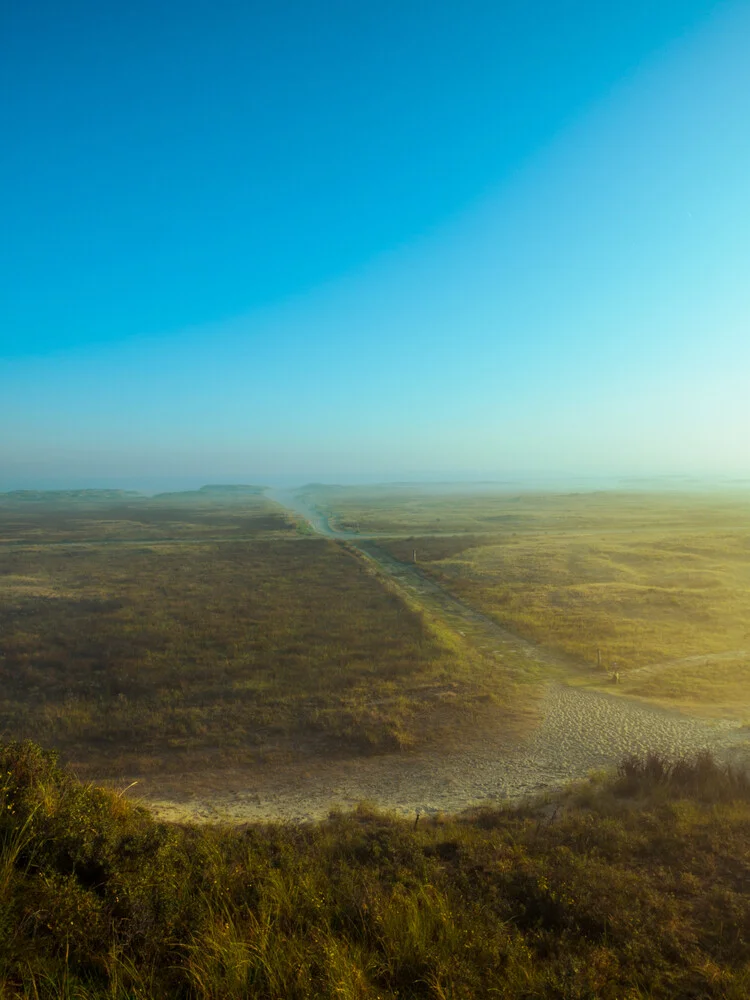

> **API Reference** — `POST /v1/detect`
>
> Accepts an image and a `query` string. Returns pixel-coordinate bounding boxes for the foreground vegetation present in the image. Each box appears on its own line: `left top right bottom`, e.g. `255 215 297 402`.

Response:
2 740 750 998
0 491 511 779
308 486 750 712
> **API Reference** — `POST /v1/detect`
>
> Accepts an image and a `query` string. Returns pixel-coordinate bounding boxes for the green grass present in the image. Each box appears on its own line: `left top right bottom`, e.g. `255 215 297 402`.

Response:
2 740 750 998
0 493 514 780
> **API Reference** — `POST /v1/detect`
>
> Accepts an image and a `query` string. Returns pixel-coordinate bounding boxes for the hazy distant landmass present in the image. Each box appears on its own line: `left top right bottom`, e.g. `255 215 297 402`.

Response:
289 475 750 498
151 484 267 501
2 476 749 502
198 484 267 494
1 489 142 502
0 485 269 506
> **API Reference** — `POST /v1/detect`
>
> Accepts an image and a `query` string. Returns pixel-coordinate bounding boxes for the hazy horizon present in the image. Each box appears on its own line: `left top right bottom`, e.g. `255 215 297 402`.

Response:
3 470 750 498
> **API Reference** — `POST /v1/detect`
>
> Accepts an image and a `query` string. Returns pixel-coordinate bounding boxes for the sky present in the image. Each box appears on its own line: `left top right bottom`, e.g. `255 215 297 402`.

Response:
2 0 749 489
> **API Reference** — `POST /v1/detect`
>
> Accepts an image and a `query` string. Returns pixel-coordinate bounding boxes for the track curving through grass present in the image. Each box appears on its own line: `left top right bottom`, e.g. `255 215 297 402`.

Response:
141 494 750 823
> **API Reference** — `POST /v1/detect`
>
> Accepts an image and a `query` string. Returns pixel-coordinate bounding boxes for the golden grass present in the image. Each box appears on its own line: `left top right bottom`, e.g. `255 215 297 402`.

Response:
423 532 750 668
310 488 750 712
621 654 750 719
0 488 294 543
303 483 750 536
0 493 517 779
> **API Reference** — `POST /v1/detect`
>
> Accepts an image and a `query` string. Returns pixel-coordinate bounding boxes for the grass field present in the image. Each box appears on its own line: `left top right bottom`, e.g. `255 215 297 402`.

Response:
307 486 750 714
0 490 514 779
3 740 750 999
0 486 291 543
622 653 750 716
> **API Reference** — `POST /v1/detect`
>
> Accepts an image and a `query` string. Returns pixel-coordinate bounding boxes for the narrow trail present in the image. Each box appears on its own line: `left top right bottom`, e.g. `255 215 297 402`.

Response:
354 539 575 676
145 492 750 823
267 488 563 673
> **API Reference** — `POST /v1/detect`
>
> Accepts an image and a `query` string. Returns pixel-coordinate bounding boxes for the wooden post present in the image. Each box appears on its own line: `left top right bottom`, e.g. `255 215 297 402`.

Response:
597 648 602 668
413 549 417 563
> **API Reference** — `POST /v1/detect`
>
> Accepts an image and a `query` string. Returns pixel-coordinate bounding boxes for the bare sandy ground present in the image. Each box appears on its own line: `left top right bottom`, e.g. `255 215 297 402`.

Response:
144 684 748 824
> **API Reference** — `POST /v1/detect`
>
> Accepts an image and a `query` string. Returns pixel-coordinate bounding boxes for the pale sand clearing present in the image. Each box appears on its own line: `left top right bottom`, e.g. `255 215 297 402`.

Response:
143 684 748 823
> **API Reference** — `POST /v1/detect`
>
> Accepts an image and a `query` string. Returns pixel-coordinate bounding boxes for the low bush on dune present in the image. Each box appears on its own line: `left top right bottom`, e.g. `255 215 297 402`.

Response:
2 741 750 998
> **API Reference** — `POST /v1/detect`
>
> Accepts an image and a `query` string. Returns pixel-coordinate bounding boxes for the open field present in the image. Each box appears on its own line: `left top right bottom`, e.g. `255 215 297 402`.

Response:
306 486 750 716
300 482 750 535
620 652 750 717
0 491 516 782
4 740 750 999
0 486 293 543
304 482 750 538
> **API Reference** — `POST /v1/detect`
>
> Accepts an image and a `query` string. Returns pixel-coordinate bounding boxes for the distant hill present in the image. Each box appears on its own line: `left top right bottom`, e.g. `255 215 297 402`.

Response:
198 484 266 494
151 484 267 501
297 482 345 492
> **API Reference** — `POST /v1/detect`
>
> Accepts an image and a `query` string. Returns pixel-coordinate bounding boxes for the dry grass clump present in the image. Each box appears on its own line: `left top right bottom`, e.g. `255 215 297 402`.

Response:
3 741 750 998
614 748 750 798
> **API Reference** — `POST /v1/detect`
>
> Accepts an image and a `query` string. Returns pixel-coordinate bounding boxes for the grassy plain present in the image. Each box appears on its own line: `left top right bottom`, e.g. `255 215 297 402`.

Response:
0 485 285 543
0 489 511 780
307 486 750 714
3 740 750 999
623 654 750 716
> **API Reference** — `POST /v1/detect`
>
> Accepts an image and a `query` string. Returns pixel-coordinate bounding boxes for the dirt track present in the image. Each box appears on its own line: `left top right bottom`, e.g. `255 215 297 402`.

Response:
147 684 748 823
144 492 750 823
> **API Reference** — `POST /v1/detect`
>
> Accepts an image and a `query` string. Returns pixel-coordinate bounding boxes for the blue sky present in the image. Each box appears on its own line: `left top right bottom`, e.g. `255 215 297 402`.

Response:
2 1 749 488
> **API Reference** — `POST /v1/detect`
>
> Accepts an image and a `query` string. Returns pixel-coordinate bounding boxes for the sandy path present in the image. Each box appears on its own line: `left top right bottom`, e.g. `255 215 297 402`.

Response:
146 685 748 824
142 493 750 823
267 489 576 674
